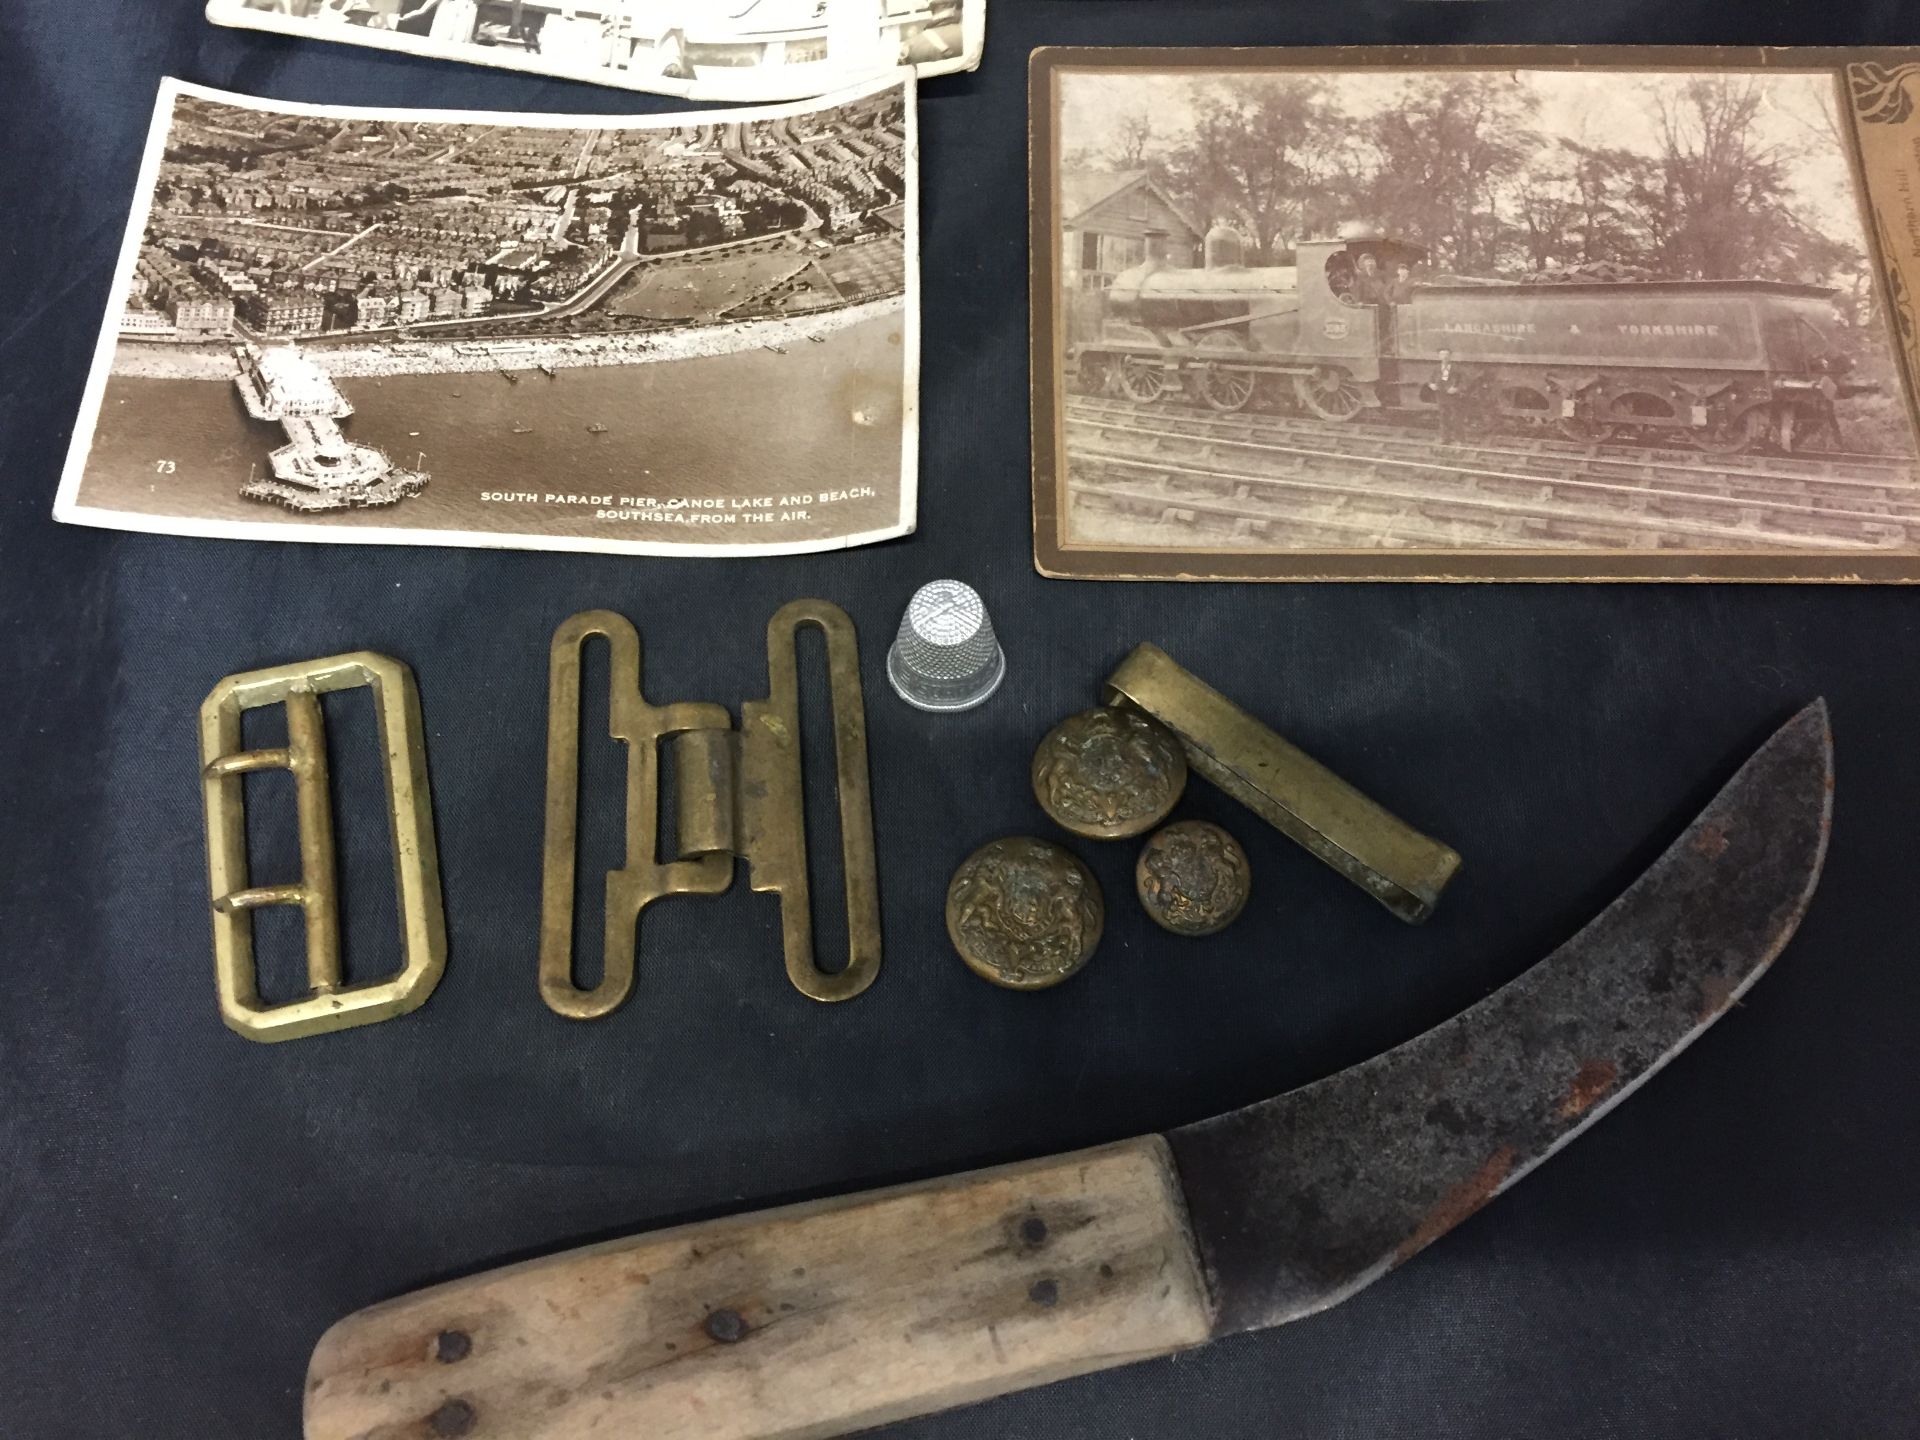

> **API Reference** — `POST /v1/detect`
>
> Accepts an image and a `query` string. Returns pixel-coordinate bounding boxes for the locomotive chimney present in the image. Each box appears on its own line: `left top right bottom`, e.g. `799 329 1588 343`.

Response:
1142 227 1168 271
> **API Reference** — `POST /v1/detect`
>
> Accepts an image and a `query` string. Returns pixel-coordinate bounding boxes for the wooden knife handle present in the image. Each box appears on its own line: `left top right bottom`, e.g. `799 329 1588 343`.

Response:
304 1138 1214 1440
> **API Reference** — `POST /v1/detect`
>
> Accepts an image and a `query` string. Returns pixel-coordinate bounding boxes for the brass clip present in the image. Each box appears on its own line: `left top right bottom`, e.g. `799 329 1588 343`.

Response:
200 653 447 1042
1105 644 1461 924
539 602 881 1018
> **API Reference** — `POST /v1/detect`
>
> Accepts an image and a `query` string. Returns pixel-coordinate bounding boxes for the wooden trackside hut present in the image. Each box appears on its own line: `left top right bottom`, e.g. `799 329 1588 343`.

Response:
1060 171 1203 292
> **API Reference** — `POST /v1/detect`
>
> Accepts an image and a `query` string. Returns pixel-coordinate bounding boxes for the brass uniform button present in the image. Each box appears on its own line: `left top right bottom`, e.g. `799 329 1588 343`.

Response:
947 837 1104 990
1031 707 1188 841
1136 821 1251 937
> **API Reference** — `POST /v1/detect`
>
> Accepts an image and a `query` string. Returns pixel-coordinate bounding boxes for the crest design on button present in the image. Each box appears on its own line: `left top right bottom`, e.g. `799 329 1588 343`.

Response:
946 838 1103 990
1032 707 1188 840
1137 821 1252 937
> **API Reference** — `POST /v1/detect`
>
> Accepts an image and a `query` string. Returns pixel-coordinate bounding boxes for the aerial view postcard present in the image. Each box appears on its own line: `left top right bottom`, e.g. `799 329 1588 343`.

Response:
55 75 918 557
205 0 984 104
1031 46 1920 582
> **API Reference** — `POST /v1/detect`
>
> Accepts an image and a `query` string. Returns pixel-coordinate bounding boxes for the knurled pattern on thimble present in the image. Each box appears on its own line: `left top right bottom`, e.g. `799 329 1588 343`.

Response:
888 581 1006 712
900 581 996 680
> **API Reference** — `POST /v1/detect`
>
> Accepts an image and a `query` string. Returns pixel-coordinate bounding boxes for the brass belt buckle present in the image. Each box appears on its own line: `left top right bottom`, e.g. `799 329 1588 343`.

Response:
539 601 882 1018
200 653 448 1042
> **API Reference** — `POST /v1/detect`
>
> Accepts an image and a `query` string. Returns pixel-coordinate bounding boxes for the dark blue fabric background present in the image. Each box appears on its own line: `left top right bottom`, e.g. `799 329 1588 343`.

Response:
4 1 1919 1436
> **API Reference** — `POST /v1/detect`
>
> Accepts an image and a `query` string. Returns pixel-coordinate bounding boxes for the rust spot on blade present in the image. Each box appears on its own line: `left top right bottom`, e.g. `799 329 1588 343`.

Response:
1395 1146 1517 1264
1692 823 1730 860
1559 1059 1620 1118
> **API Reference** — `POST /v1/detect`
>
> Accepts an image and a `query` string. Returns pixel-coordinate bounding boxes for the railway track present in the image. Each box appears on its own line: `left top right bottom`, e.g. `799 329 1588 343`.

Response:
1063 396 1920 552
1066 394 1917 485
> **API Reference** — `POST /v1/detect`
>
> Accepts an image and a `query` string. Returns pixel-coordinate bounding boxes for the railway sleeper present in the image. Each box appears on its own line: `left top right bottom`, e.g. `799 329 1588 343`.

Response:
1424 485 1803 544
1787 484 1908 512
1222 446 1893 532
1784 513 1907 544
1080 488 1381 545
1395 497 1510 530
1521 515 1684 549
1641 495 1766 527
1650 488 1912 534
1064 397 1918 491
1078 451 1905 548
1078 486 1570 552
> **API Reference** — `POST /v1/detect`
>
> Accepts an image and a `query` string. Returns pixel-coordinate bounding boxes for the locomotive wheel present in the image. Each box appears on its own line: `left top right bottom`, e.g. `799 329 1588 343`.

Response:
1192 334 1258 412
1796 401 1844 453
1295 367 1365 422
1070 353 1110 397
1197 364 1258 412
1556 415 1618 444
1693 408 1767 456
1501 386 1554 429
1776 405 1799 455
1115 358 1169 404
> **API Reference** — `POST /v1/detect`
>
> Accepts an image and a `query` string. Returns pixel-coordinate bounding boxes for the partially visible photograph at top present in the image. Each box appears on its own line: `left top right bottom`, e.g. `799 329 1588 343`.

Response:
206 0 985 103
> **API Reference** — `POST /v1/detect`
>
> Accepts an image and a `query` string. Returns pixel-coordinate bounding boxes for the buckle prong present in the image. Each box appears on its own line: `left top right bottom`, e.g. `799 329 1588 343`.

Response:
200 653 446 1041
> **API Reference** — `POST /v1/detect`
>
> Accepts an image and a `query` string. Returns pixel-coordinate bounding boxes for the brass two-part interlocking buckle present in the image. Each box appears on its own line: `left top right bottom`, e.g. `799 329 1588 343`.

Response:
199 653 447 1042
538 602 882 1018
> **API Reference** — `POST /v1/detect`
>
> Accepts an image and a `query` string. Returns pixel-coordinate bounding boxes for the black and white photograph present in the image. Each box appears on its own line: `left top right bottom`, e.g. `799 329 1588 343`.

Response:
207 0 984 103
54 76 918 557
1034 55 1920 581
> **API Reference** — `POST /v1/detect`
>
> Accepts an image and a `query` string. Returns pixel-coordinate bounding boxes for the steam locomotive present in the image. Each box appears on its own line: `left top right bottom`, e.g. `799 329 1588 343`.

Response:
1066 225 1872 454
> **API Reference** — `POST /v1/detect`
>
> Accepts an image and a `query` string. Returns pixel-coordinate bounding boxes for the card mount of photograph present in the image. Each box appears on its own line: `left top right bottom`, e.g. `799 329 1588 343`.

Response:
1031 45 1920 583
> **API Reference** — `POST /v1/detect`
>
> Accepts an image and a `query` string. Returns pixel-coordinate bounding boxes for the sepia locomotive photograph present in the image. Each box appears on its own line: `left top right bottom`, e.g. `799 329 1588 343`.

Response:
1035 56 1920 581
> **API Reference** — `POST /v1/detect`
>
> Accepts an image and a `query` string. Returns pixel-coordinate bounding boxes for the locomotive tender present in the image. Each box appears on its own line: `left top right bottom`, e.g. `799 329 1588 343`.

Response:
1068 225 1870 453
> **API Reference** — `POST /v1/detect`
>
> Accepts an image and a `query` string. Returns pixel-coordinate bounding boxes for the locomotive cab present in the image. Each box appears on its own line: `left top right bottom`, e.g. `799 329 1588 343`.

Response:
1275 233 1430 417
1293 234 1430 365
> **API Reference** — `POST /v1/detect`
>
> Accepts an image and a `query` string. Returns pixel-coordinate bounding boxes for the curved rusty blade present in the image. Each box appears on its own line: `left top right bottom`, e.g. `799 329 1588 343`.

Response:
1169 701 1833 1336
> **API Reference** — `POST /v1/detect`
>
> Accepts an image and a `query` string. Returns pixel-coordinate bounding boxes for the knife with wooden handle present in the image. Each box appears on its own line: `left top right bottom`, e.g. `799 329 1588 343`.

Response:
305 702 1832 1440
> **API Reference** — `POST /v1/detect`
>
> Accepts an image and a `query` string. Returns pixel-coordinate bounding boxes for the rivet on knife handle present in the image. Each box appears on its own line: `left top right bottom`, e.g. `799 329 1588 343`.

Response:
1104 643 1461 923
